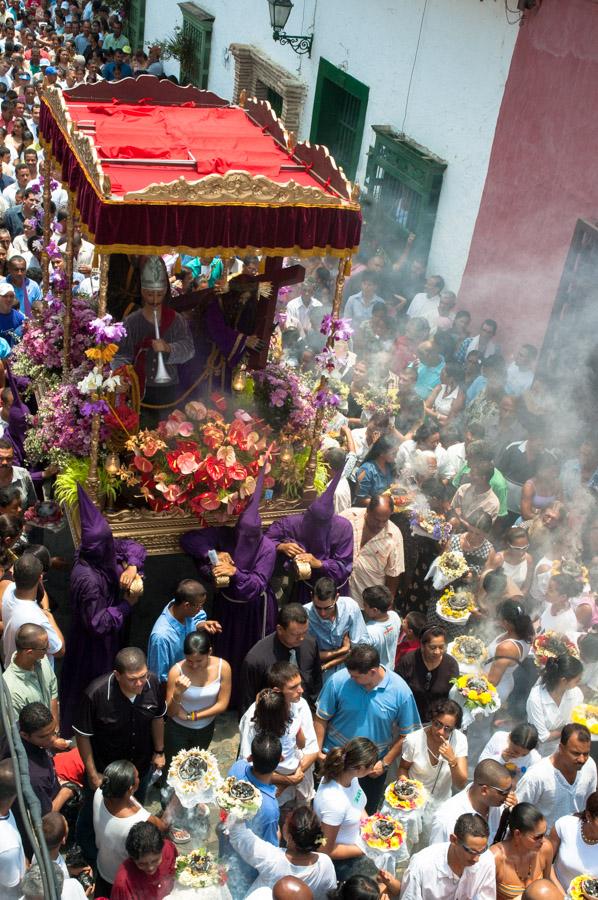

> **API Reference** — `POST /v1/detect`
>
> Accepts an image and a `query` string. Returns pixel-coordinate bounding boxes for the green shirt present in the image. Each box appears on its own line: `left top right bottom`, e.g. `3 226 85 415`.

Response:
452 464 508 517
2 655 58 715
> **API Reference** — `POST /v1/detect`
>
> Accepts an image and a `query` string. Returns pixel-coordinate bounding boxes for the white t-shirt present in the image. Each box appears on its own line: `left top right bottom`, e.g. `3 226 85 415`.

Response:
429 785 502 845
539 605 578 638
400 843 497 900
479 731 540 780
517 757 597 829
554 813 598 890
92 789 150 883
402 726 468 803
365 611 401 668
2 585 62 666
526 684 584 756
239 697 318 775
313 777 366 846
0 811 25 899
61 879 88 899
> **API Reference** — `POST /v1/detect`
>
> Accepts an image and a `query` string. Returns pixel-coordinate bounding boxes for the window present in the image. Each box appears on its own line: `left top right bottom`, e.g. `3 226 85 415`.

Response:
127 0 146 53
364 126 447 261
310 59 369 181
178 2 214 89
230 45 307 134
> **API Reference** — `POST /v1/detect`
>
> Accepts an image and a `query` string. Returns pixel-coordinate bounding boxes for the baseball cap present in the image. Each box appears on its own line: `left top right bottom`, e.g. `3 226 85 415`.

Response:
45 66 58 76
122 45 131 54
39 58 50 67
61 1 70 8
0 338 10 359
0 283 15 296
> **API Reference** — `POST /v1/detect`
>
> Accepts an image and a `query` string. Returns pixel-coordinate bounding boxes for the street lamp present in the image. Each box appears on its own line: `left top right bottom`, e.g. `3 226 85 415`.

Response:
267 0 314 57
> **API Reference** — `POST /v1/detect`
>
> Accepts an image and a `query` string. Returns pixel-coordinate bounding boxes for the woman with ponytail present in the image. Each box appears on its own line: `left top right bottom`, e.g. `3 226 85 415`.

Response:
485 600 535 706
526 654 584 757
229 805 336 898
313 738 379 879
491 802 552 900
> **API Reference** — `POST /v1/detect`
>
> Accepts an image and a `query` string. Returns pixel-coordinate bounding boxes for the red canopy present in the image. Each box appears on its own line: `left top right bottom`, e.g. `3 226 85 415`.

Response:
39 75 361 257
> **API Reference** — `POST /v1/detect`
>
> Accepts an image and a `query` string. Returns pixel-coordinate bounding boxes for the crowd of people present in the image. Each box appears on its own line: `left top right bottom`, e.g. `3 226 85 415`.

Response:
0 3 592 900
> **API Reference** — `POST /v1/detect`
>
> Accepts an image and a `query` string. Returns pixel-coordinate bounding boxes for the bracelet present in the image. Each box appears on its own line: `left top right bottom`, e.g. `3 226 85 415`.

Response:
448 760 457 768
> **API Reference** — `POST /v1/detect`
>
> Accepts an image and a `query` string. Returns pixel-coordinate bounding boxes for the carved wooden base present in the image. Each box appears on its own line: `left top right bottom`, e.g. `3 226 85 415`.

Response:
66 497 306 556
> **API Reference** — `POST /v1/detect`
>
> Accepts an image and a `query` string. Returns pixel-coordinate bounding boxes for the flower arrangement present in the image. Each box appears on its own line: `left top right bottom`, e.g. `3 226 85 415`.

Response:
353 383 401 418
451 674 499 712
571 704 598 736
167 748 222 807
77 315 126 400
436 587 476 623
216 777 262 820
437 551 469 580
383 777 427 812
25 382 110 466
252 363 316 435
448 635 488 666
121 407 274 522
11 294 97 378
551 557 589 586
175 849 227 890
54 457 119 508
23 501 62 530
567 875 598 900
360 813 405 851
409 509 452 542
532 631 580 668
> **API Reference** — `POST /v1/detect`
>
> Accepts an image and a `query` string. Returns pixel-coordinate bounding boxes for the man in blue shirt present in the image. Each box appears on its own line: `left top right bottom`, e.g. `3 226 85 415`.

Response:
415 338 445 400
3 255 42 314
0 283 24 346
101 48 133 81
222 733 281 899
147 579 221 683
315 643 420 813
305 576 370 681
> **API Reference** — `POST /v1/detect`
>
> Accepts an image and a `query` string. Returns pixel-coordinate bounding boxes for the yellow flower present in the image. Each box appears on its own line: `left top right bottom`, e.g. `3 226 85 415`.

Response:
85 343 119 364
479 692 492 704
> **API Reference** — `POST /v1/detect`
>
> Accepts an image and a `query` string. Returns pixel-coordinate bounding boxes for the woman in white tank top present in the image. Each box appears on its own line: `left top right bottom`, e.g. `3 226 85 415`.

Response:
485 599 534 707
424 363 464 426
499 526 533 594
165 631 231 769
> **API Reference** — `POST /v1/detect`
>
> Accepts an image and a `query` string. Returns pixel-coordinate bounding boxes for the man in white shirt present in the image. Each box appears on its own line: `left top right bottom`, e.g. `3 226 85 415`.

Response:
406 275 445 326
2 163 30 208
0 439 37 509
0 758 25 900
341 497 404 607
285 280 322 338
430 758 514 844
505 344 537 396
344 272 385 331
400 812 496 900
517 724 596 828
2 554 65 667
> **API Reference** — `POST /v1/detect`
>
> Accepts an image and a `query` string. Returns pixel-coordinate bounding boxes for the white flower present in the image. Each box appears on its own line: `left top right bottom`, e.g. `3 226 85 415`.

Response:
77 369 104 394
102 373 122 392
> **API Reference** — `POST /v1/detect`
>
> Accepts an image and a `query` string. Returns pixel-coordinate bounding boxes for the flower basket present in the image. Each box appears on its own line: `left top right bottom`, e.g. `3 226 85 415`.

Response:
167 748 222 808
448 635 488 672
532 631 580 667
358 813 408 875
216 777 262 821
426 551 469 590
449 674 500 729
571 704 598 736
567 875 598 900
436 587 476 624
409 510 451 542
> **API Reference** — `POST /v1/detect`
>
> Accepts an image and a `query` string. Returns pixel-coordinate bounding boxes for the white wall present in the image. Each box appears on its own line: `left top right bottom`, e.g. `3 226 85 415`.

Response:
144 0 518 291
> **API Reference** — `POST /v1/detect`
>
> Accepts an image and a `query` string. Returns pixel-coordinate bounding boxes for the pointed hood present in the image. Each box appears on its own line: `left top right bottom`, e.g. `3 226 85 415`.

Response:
234 447 272 570
302 468 343 557
5 366 29 466
77 483 119 583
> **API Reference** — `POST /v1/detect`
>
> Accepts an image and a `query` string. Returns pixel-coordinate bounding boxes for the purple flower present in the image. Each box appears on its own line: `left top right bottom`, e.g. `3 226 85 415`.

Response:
314 389 340 409
89 315 127 344
315 348 337 373
320 314 334 337
319 316 354 342
81 399 109 417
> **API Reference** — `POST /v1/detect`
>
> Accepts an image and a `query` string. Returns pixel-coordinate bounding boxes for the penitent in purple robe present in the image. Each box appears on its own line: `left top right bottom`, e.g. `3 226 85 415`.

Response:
265 470 354 603
180 459 276 707
59 485 147 736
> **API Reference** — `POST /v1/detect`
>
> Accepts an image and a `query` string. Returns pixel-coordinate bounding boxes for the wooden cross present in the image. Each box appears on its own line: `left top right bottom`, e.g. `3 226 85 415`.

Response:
247 257 305 369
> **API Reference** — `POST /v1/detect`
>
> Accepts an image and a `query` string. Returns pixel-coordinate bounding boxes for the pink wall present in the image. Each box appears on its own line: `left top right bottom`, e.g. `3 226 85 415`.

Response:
458 0 598 352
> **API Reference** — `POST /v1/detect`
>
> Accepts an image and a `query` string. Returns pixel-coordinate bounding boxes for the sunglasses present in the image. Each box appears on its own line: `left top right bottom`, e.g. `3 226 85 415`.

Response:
432 719 453 734
530 832 546 841
424 671 433 690
480 783 511 797
459 841 488 855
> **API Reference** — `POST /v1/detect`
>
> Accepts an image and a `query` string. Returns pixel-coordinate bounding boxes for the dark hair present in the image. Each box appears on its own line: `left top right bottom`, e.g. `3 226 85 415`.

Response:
360 271 380 288
466 509 493 534
15 622 46 650
404 610 426 636
429 698 463 729
101 760 137 798
19 701 52 735
0 484 21 508
313 576 337 602
266 661 301 691
482 318 498 335
41 811 67 851
278 603 308 628
0 759 16 802
324 447 347 473
414 422 440 445
579 632 598 664
443 362 463 383
585 791 598 820
362 434 397 468
508 526 529 544
497 600 534 643
173 578 206 605
473 758 511 786
250 733 282 775
549 572 580 599
482 569 507 598
508 802 545 834
509 723 539 752
13 553 43 590
421 625 447 645
454 812 489 840
467 422 486 440
125 821 164 859
321 737 378 782
114 646 146 674
22 544 51 573
472 459 494 482
345 643 379 673
183 631 212 656
362 584 392 612
541 654 583 691
327 876 380 900
286 806 325 852
252 688 291 738
561 723 591 746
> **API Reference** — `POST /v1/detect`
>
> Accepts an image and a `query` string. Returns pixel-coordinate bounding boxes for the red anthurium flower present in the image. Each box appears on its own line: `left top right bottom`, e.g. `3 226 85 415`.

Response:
133 455 153 473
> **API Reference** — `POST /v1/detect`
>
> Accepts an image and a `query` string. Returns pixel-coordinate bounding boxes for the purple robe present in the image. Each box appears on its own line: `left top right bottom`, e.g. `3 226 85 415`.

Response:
59 537 147 736
266 513 354 603
180 526 277 707
178 293 251 395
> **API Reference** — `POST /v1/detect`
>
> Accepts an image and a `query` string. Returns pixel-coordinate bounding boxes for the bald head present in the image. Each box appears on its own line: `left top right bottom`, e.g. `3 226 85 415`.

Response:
473 758 511 785
15 623 47 650
522 880 563 900
273 877 313 900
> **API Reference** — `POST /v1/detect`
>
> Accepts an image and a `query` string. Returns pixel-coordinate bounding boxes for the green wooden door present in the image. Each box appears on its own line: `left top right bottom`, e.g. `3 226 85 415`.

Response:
128 0 146 52
178 4 213 88
310 59 369 181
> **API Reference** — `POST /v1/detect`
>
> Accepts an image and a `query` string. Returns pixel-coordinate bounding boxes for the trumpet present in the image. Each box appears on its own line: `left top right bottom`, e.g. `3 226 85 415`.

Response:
152 307 172 384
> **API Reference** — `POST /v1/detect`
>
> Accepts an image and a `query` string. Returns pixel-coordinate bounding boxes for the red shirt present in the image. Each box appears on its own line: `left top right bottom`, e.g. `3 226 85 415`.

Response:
395 636 420 667
110 840 177 900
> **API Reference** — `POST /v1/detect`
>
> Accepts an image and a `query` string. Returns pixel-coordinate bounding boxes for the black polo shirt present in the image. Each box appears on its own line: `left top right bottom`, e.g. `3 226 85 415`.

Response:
239 632 322 716
73 671 166 776
396 649 459 723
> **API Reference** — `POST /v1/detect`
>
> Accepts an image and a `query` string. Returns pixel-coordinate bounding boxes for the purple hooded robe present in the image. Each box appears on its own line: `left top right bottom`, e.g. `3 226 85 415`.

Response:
59 485 147 736
180 464 277 707
265 471 354 603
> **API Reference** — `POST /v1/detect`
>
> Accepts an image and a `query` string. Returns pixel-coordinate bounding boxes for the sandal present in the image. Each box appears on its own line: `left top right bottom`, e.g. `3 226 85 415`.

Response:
171 827 191 844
